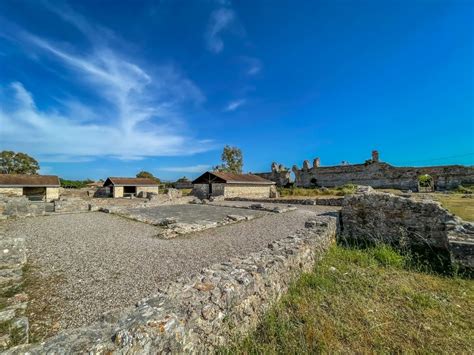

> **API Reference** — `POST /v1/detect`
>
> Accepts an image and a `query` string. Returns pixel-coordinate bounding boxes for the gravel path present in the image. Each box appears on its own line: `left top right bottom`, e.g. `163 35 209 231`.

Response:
3 206 337 334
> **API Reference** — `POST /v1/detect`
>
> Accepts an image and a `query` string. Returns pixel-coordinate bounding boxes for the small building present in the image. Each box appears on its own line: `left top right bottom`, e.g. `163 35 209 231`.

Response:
174 177 193 189
103 177 159 198
0 174 60 201
192 171 275 199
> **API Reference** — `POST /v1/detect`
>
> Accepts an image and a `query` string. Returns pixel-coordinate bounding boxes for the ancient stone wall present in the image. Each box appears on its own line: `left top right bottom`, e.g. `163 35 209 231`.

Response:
136 186 159 196
0 188 23 197
340 187 473 271
45 187 59 202
255 162 291 187
223 185 271 198
113 186 124 198
53 197 91 213
7 216 337 353
292 153 474 191
0 197 54 218
192 183 209 199
0 227 29 349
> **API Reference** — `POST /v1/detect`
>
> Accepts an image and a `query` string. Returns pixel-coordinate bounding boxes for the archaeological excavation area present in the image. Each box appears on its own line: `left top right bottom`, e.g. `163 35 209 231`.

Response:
0 186 472 353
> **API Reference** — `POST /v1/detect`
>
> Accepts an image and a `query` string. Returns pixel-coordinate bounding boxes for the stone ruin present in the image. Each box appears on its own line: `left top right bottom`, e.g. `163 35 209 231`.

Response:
340 186 473 273
254 162 292 187
283 150 473 191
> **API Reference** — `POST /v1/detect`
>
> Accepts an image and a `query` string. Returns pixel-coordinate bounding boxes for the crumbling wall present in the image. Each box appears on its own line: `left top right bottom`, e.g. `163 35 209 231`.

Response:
292 152 474 191
0 197 54 218
7 216 337 353
0 230 29 349
53 197 90 213
255 162 291 187
340 187 473 272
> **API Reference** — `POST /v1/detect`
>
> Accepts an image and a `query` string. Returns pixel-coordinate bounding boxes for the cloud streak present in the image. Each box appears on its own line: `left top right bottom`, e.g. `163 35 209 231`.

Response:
158 164 211 173
0 6 210 162
205 8 236 53
224 99 246 112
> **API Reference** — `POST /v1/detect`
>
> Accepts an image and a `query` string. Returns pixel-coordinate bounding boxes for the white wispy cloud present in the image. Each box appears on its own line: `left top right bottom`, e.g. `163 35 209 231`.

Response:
241 56 262 76
224 99 246 112
205 8 236 53
0 6 211 162
158 164 211 173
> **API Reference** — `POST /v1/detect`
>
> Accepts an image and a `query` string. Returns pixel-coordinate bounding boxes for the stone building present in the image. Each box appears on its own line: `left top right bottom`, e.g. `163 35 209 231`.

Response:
174 177 193 189
0 174 60 201
103 177 159 198
192 171 275 199
290 151 474 191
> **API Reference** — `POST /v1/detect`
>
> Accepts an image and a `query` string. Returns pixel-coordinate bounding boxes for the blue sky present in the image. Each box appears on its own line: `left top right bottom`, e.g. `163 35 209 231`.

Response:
0 0 473 180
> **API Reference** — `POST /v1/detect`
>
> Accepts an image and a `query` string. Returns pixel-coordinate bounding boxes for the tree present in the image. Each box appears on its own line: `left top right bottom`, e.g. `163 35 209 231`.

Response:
0 150 40 174
215 145 243 173
136 170 161 183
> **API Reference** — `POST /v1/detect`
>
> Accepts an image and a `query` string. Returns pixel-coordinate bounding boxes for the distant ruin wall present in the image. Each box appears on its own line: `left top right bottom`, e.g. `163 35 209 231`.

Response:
255 162 291 187
291 155 474 191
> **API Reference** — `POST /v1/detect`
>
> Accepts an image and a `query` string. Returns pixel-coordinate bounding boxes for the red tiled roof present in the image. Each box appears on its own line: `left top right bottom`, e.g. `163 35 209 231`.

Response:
0 174 60 187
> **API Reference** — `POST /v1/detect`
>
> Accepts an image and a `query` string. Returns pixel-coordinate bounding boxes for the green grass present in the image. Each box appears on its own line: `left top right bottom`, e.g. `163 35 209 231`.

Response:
278 184 357 197
224 245 474 353
434 194 474 222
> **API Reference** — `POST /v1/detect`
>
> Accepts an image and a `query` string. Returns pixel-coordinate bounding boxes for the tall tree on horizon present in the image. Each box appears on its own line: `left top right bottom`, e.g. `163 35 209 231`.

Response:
0 151 40 174
215 145 243 174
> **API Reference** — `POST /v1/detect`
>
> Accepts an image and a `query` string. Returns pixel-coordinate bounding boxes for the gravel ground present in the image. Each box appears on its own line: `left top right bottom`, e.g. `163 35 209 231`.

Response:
3 206 338 335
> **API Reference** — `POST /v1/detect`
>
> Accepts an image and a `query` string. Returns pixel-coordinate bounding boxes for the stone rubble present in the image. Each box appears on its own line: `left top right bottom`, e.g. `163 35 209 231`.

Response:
341 187 473 272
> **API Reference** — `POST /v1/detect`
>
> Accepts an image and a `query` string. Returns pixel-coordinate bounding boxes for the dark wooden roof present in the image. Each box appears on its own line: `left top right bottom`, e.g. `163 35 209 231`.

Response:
192 171 275 185
103 177 158 187
0 174 60 187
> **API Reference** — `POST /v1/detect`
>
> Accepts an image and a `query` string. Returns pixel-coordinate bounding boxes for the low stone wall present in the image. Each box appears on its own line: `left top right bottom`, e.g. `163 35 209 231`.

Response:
7 216 337 353
0 226 29 349
340 187 473 272
53 197 91 213
227 196 344 206
0 197 54 218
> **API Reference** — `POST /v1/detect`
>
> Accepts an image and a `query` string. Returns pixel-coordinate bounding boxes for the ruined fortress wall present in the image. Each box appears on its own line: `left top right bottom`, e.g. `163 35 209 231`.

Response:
293 162 474 191
254 162 291 187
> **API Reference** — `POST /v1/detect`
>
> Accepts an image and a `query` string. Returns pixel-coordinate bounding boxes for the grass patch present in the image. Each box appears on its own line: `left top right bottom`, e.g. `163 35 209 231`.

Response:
278 184 357 197
224 245 474 353
433 194 474 222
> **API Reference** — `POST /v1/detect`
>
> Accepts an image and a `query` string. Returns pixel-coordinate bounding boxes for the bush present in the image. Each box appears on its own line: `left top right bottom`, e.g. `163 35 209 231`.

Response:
60 179 93 189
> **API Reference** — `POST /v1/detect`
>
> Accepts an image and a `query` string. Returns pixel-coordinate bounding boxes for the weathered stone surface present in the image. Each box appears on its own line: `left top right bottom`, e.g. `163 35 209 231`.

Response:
254 163 291 187
0 196 54 218
340 188 474 272
53 197 90 213
0 232 29 350
6 216 337 353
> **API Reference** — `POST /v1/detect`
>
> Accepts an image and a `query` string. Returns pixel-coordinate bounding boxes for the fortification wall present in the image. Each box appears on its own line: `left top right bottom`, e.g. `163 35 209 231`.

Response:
291 152 474 191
